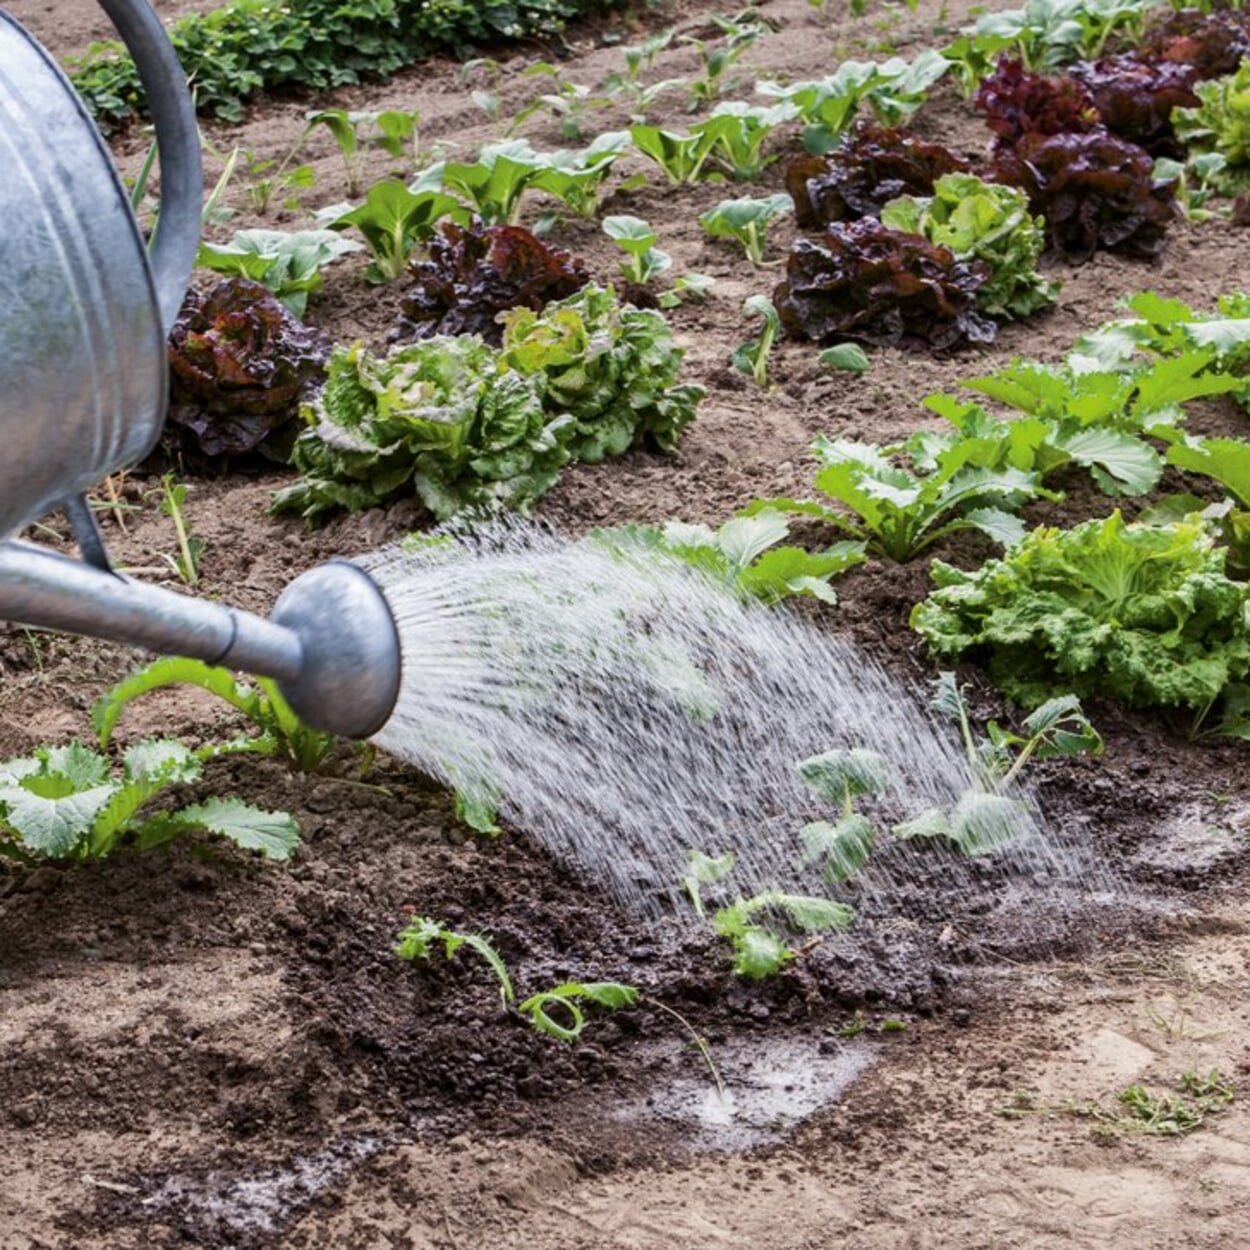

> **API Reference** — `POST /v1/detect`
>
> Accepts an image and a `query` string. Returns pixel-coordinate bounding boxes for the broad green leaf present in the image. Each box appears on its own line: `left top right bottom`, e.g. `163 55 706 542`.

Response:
172 797 300 860
800 814 874 881
948 791 1029 856
730 926 791 979
796 748 890 803
891 807 951 840
820 343 871 373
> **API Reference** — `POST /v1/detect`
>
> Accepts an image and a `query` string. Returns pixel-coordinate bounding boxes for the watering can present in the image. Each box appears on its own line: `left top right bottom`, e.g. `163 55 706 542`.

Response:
0 0 400 738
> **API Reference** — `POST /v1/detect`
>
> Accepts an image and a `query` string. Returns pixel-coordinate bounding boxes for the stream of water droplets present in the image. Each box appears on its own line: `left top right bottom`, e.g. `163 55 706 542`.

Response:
361 521 1119 929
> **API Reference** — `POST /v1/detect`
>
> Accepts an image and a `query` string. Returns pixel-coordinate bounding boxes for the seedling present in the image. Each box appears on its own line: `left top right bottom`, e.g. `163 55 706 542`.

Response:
820 344 871 374
629 123 722 185
326 181 468 281
393 915 515 1004
0 740 299 862
519 981 638 1040
520 63 611 140
681 9 770 111
307 108 422 195
195 228 363 317
233 141 315 216
699 193 792 264
696 102 799 180
796 748 890 883
1079 1071 1234 1139
157 475 203 587
732 294 781 387
602 214 671 285
1153 153 1229 223
683 848 854 978
93 656 343 774
658 272 716 309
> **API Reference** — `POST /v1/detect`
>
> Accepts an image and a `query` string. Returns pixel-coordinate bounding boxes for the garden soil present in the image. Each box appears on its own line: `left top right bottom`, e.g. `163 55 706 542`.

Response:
4 0 1250 1246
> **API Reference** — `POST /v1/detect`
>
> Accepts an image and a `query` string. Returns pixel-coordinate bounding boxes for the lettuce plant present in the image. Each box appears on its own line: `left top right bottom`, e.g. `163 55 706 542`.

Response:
881 173 1058 320
1173 62 1250 194
166 278 330 462
748 432 1046 561
699 193 792 265
392 221 590 346
973 57 1099 147
591 510 867 606
991 130 1177 261
912 511 1250 710
774 218 996 351
0 740 298 863
499 284 703 462
1139 6 1250 82
1072 57 1199 155
195 228 363 317
784 125 971 228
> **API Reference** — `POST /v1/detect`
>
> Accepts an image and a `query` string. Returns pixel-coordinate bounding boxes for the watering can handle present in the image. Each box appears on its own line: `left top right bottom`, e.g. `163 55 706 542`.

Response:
97 0 202 336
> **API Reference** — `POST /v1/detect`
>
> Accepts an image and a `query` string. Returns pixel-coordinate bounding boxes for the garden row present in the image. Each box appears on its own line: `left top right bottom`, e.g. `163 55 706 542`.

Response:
7 0 1250 1008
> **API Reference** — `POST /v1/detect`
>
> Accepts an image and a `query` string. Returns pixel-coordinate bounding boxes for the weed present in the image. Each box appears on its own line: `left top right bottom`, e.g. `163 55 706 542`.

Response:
157 475 203 587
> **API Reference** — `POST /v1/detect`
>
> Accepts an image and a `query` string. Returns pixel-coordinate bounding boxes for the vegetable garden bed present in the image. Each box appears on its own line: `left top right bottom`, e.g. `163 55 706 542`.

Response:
4 0 1250 1245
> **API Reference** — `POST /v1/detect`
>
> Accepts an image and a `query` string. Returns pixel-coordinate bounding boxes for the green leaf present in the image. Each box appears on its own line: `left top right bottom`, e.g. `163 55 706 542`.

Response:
776 893 855 931
891 808 952 841
947 791 1029 856
171 797 300 860
796 748 890 803
819 343 871 373
730 927 792 979
800 814 874 882
0 746 117 858
518 980 639 1041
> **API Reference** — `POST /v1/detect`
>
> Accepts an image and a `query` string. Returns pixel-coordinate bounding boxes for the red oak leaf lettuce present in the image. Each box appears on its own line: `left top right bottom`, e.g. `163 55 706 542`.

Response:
784 124 971 228
166 278 330 461
974 58 1099 148
773 218 996 352
392 221 591 346
1071 57 1199 156
1139 7 1250 82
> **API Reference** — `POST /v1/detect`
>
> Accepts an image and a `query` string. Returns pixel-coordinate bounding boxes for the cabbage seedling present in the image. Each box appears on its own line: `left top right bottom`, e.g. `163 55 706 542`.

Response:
326 181 468 281
795 748 889 883
602 214 672 285
307 108 421 194
733 294 781 387
699 193 792 264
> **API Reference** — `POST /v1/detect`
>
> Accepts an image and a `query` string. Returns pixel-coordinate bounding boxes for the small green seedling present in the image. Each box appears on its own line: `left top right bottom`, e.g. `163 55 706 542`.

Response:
393 915 515 1004
1153 153 1229 223
796 748 890 883
628 123 722 185
307 108 422 195
519 981 639 1040
520 63 611 140
683 848 854 978
93 656 342 774
659 272 715 309
0 740 298 863
326 181 468 281
157 475 203 587
602 214 672 285
733 294 782 387
682 9 770 112
233 141 315 216
699 193 792 264
820 343 871 374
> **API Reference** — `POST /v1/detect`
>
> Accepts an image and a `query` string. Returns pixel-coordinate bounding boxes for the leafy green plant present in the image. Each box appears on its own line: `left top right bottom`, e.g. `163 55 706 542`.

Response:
733 294 782 387
520 62 611 140
1174 62 1250 194
413 134 630 224
393 915 515 1003
602 215 671 285
749 433 1045 562
628 123 722 184
0 740 298 863
820 343 871 373
1152 153 1228 221
232 142 316 216
795 748 890 882
659 272 716 310
699 193 792 265
591 509 866 605
157 475 203 587
695 101 799 180
307 107 421 194
880 173 1058 319
196 228 363 317
683 848 854 978
1078 1071 1234 1139
912 511 1250 711
681 9 771 112
275 285 702 523
326 181 468 282
519 981 638 1040
757 51 949 153
93 657 340 774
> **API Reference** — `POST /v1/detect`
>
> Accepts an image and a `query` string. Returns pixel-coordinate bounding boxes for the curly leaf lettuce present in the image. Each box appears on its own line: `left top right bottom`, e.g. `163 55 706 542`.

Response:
911 511 1250 709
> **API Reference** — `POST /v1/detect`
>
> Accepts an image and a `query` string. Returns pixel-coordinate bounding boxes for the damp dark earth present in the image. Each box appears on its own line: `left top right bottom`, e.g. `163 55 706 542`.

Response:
5 0 1250 1247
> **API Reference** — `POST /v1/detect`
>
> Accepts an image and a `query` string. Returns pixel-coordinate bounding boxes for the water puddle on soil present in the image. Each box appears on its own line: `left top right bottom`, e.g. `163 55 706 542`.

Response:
617 1032 876 1152
137 1133 385 1239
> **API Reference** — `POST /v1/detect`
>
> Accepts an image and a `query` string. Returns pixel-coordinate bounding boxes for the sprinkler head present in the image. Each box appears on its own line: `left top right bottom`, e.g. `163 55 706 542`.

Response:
270 560 402 740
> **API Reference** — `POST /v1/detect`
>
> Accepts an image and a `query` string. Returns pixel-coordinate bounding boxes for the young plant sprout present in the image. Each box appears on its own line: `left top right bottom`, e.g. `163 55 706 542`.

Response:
394 915 515 1004
602 214 672 286
307 107 422 194
519 981 638 1040
520 63 611 141
659 272 716 309
733 294 782 387
699 193 792 265
157 475 203 587
820 343 871 373
325 181 468 281
796 748 890 883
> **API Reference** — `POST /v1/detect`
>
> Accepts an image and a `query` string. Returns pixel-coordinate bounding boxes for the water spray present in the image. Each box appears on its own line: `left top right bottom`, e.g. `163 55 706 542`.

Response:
0 0 401 738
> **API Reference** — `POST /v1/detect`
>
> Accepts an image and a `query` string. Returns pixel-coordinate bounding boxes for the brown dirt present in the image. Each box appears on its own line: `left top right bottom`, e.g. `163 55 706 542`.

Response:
5 0 1250 1247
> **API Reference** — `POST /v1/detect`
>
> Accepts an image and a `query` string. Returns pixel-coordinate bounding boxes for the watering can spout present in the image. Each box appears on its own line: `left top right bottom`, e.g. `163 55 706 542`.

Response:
0 542 402 739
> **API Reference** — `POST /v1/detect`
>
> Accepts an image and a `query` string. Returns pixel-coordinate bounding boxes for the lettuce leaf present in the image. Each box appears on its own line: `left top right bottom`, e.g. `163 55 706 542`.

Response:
912 511 1250 710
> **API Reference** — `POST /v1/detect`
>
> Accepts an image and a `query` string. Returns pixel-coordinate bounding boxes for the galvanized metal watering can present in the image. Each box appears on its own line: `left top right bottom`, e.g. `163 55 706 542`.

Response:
0 0 400 738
